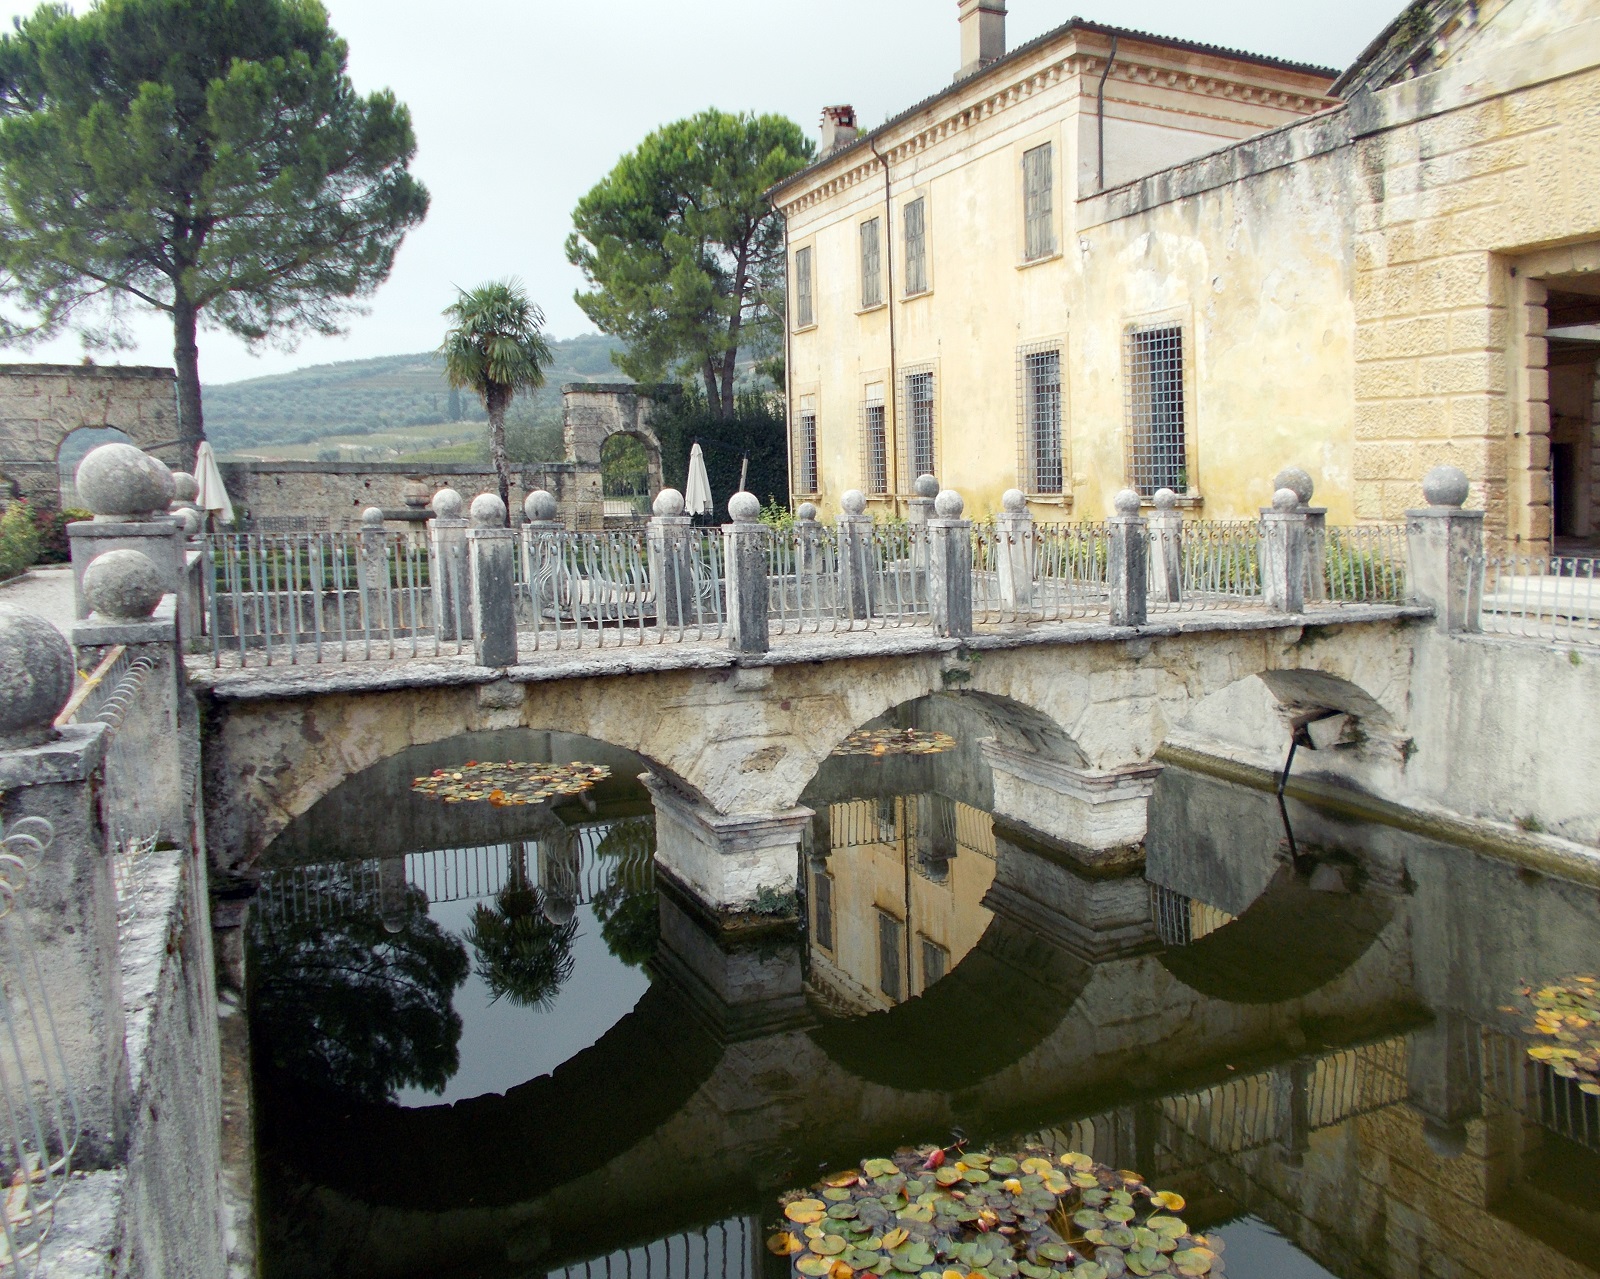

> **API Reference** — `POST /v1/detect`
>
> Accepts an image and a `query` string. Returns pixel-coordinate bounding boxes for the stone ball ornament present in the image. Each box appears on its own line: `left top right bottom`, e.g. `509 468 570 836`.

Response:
0 605 76 747
1113 489 1142 517
1271 487 1301 512
651 488 685 519
1422 464 1470 509
177 508 201 538
1153 488 1178 510
914 474 940 499
82 548 165 621
402 480 431 509
75 443 175 519
361 507 385 528
525 490 559 522
470 492 507 527
796 502 818 522
840 490 867 516
1001 488 1027 513
431 487 463 520
171 471 199 503
1272 466 1315 506
728 491 761 523
934 489 965 518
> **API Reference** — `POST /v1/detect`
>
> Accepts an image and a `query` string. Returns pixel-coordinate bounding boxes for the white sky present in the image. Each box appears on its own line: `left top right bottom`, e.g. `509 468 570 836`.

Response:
0 0 1403 386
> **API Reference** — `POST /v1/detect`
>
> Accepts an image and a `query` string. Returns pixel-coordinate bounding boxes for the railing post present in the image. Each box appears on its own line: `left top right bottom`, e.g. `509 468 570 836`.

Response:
1405 465 1484 633
836 489 877 620
428 487 472 641
1275 467 1326 603
66 443 185 629
906 473 938 577
1260 486 1309 614
465 494 518 667
521 489 563 620
1146 488 1183 605
996 488 1037 609
357 507 389 637
723 491 770 654
1108 489 1148 627
928 489 973 638
646 488 694 628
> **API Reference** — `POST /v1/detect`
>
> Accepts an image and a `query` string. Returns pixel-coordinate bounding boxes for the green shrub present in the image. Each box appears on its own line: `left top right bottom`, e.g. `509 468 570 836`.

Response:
652 387 788 518
0 500 43 581
33 505 91 565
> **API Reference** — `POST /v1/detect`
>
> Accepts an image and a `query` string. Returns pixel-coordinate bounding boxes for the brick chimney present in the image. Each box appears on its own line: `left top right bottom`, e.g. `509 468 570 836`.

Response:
957 0 1007 80
820 105 859 157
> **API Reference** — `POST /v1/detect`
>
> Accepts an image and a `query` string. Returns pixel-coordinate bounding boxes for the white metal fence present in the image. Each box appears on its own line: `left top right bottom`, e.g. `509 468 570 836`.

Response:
1477 554 1600 644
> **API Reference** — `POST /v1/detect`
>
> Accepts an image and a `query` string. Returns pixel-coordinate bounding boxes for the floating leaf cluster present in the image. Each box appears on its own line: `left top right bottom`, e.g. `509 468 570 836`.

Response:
833 729 958 759
769 1147 1224 1279
409 761 611 806
1516 974 1600 1095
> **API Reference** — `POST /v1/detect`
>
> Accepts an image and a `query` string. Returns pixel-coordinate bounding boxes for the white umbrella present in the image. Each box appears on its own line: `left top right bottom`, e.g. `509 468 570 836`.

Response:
685 442 713 517
193 440 235 526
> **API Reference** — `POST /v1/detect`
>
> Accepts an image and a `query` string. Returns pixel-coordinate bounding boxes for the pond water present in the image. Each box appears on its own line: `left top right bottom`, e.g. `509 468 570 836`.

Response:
247 700 1600 1279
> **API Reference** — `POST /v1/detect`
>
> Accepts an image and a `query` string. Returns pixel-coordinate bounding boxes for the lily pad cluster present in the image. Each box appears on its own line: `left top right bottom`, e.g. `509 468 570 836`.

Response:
409 760 611 807
769 1147 1224 1279
833 729 958 759
1515 974 1600 1094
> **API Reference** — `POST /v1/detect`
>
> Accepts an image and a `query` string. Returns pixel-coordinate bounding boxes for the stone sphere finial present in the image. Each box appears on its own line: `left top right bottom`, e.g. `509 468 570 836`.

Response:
525 489 559 522
1271 487 1301 512
171 471 199 504
1273 466 1314 506
82 548 164 621
1001 488 1027 513
934 489 965 518
1153 488 1178 511
1422 464 1470 509
0 605 75 748
431 487 463 520
914 474 940 499
1113 489 1142 516
402 480 431 509
728 491 760 523
76 443 175 519
177 508 200 538
469 492 506 527
840 489 867 516
542 894 576 926
796 501 818 522
361 506 384 528
651 488 684 518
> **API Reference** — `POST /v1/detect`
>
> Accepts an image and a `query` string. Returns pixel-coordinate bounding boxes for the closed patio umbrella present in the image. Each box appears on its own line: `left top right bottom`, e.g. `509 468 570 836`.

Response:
193 440 235 526
685 442 713 517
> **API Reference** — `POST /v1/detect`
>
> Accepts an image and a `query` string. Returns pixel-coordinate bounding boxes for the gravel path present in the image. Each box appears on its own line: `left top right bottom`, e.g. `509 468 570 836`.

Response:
0 565 77 639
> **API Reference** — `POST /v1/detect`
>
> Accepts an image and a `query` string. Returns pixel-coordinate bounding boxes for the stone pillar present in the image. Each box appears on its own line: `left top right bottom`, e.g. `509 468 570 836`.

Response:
1108 489 1148 627
642 776 814 919
981 739 1160 867
928 489 973 638
1260 487 1308 614
723 491 770 655
987 825 1157 960
995 488 1037 610
1406 465 1485 634
646 488 694 629
356 507 390 636
794 502 823 576
905 473 938 578
652 889 809 1039
466 493 518 667
520 489 563 620
1275 467 1326 603
1146 488 1183 605
67 442 184 623
836 489 877 620
428 487 472 642
0 607 128 1164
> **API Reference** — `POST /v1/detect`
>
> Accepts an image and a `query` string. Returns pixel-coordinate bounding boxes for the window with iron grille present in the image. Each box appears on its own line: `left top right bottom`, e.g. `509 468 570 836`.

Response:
813 871 833 951
878 910 904 1001
920 936 949 991
1022 144 1055 261
860 218 883 308
861 384 889 495
793 393 819 495
1018 346 1063 495
904 198 928 296
1125 325 1189 494
794 246 814 329
902 367 936 488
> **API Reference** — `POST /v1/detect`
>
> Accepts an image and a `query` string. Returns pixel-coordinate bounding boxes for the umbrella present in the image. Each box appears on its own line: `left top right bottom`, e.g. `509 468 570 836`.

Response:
193 440 235 526
685 442 713 517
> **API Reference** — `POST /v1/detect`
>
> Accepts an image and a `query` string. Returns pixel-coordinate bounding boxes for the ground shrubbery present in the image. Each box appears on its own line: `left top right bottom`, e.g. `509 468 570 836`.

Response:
0 499 43 581
652 388 788 517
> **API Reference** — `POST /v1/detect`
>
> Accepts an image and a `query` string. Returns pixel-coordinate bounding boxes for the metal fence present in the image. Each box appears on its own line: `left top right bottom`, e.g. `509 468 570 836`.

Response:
1481 1024 1600 1153
545 1218 759 1279
1148 883 1236 947
768 523 932 634
1317 524 1408 605
1477 554 1600 644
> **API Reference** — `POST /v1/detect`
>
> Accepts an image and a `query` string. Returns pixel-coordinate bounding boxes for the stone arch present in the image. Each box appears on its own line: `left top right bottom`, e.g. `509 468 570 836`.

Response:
56 424 134 508
561 384 667 516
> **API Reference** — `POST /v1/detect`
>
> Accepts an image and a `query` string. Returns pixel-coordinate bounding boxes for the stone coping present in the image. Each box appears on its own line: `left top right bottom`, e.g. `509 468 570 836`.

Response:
186 603 1433 701
216 459 581 474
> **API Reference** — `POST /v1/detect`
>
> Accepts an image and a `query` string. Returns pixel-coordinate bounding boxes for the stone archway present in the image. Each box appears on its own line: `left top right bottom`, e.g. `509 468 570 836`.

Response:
56 425 134 509
561 384 668 522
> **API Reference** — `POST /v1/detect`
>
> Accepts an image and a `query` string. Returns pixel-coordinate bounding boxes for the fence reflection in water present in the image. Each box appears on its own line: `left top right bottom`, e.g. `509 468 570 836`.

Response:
545 1217 759 1279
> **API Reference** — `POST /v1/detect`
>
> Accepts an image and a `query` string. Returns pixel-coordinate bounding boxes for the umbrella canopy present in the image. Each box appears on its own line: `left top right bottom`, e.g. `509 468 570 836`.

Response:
193 441 236 526
684 442 713 517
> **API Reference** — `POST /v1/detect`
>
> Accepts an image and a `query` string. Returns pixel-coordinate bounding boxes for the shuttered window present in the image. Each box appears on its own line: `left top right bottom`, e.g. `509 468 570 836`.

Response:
878 910 904 1001
1126 325 1189 494
1023 144 1055 261
813 871 833 951
904 198 928 296
860 218 883 308
794 246 814 329
920 936 949 991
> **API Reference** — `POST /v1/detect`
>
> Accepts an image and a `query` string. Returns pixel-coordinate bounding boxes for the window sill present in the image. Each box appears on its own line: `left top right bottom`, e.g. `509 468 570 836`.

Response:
791 323 817 335
1017 250 1063 271
1138 492 1204 510
1022 493 1074 508
856 302 888 316
902 288 933 302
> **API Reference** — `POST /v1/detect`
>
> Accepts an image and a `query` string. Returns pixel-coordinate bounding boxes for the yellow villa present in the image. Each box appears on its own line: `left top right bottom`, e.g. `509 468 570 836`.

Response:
771 0 1600 552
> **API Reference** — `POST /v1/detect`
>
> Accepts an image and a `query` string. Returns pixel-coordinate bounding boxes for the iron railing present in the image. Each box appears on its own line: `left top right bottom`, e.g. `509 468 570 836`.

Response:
1317 524 1409 604
1481 1024 1600 1153
1477 554 1600 644
545 1218 759 1279
768 523 930 634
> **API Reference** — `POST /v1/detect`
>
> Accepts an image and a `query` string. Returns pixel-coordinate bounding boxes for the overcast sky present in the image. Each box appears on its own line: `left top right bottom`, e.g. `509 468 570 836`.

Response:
0 0 1403 386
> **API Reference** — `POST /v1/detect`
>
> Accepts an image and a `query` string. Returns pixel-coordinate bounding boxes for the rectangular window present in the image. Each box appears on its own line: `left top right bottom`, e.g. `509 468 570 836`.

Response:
795 412 818 496
1023 348 1063 494
877 910 904 1001
1022 144 1055 261
920 936 949 991
1126 325 1188 494
813 871 833 951
904 198 928 296
902 368 936 486
860 218 883 308
862 383 888 495
794 246 814 329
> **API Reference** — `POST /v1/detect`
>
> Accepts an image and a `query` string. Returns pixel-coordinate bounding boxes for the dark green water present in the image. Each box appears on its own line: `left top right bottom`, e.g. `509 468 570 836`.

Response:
247 700 1600 1279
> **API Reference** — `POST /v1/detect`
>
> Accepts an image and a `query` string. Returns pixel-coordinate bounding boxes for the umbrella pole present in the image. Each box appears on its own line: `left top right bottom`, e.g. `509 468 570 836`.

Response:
739 456 748 493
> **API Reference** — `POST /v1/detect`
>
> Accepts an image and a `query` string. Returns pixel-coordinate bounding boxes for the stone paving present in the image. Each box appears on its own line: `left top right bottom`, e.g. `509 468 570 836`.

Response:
0 564 76 639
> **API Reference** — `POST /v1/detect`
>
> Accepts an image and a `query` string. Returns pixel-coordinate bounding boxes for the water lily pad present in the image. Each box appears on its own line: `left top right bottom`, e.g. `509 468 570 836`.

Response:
829 1203 861 1220
769 1232 804 1255
1037 1243 1071 1263
812 1235 849 1256
1060 1153 1094 1171
1146 1217 1186 1238
1172 1248 1214 1276
1075 1264 1108 1279
865 1158 901 1179
788 1199 828 1224
826 1188 855 1202
881 1228 910 1250
798 1258 835 1277
411 760 610 806
990 1158 1020 1175
937 1167 964 1186
1074 1210 1106 1231
1152 1192 1185 1213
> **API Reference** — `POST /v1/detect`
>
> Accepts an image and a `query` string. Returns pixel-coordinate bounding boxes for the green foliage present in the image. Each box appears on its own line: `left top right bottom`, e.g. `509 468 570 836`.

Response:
0 0 428 442
31 503 90 564
566 109 812 416
750 885 797 917
652 386 789 515
0 498 42 580
464 866 578 1011
759 498 795 534
601 433 650 497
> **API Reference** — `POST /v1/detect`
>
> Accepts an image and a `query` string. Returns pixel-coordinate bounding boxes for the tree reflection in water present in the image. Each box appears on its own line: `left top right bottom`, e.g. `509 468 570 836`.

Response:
251 883 470 1105
591 818 659 969
465 839 580 1009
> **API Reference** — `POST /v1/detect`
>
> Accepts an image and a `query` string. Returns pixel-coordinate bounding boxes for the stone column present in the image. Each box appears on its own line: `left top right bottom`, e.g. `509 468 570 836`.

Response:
723 491 770 655
66 442 183 623
1260 487 1309 614
995 488 1037 610
987 825 1157 960
1405 465 1485 634
466 493 518 667
356 507 390 637
652 889 809 1039
428 487 472 642
928 489 973 638
836 489 877 620
1146 488 1183 605
520 489 563 621
1275 467 1326 603
1108 489 1148 627
906 473 939 578
646 488 694 629
981 739 1160 868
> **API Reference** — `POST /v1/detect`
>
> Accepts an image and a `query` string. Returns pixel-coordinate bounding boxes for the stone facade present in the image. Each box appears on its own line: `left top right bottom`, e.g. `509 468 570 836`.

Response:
561 382 669 506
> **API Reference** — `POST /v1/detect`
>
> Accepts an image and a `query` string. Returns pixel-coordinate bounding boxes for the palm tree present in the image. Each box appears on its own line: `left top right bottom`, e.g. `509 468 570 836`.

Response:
440 279 554 517
464 846 578 1010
